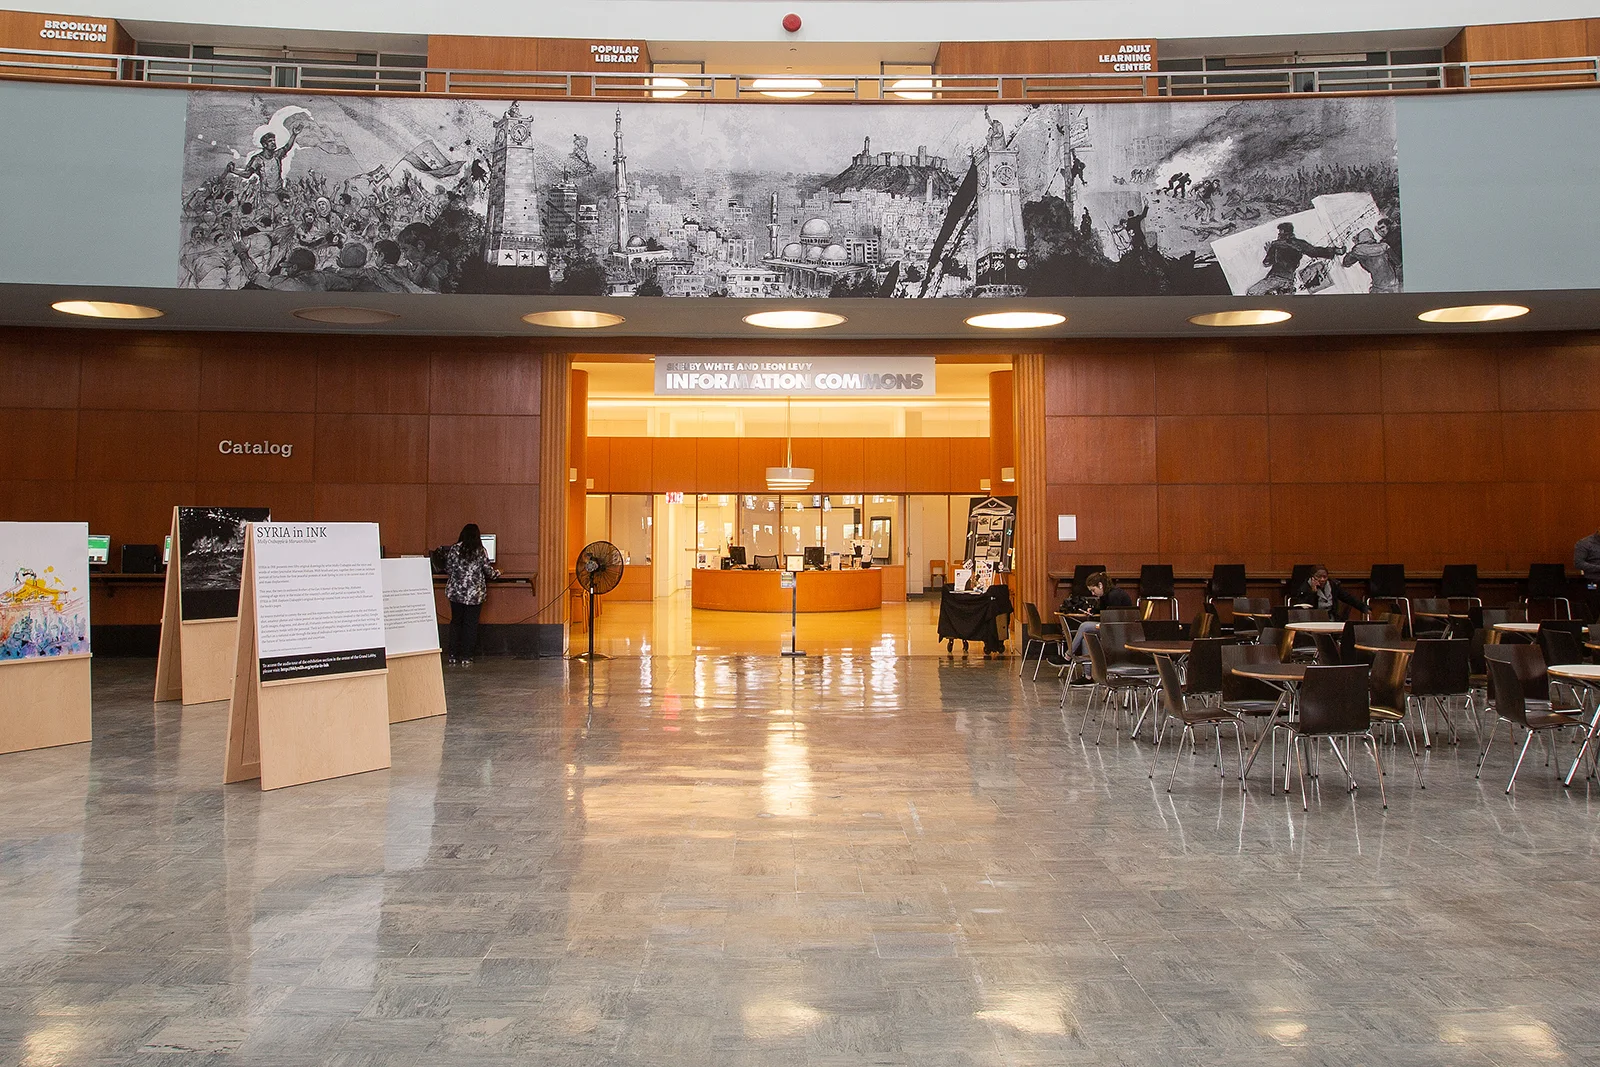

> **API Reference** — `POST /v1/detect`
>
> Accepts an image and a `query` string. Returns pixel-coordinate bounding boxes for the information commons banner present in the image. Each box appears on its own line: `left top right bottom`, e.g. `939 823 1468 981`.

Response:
253 523 386 683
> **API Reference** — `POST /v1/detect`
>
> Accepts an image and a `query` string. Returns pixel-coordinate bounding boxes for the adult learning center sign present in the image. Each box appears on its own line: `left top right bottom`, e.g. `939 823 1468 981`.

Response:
655 357 936 397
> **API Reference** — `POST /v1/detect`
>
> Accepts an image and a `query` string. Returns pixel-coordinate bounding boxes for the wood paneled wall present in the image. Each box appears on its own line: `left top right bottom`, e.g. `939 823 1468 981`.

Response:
586 436 991 496
1043 331 1600 579
1444 18 1600 86
935 39 1157 96
426 34 649 94
0 8 132 78
0 327 543 575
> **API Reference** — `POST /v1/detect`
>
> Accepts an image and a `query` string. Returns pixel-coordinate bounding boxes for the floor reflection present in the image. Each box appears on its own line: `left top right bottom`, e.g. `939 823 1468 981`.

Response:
0 656 1598 1065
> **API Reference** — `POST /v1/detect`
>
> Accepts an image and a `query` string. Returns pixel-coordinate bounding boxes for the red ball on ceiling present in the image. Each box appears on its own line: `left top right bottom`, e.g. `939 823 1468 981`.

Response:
782 12 802 32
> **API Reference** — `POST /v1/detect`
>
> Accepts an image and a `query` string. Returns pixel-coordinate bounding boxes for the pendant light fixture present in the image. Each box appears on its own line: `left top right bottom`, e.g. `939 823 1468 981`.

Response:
765 396 814 491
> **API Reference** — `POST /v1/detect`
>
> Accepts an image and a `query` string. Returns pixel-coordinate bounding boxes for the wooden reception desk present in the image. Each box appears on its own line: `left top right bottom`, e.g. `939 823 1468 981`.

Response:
692 568 883 612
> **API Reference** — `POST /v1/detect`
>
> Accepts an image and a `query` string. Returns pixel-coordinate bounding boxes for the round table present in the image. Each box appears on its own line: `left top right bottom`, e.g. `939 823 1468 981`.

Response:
1125 639 1194 657
1547 663 1600 786
1356 639 1416 654
1232 662 1307 781
1493 622 1541 636
1586 642 1600 653
1285 621 1345 634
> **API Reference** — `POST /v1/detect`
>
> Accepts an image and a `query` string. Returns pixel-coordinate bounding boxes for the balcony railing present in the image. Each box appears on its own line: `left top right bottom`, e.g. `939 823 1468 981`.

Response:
3 47 1598 100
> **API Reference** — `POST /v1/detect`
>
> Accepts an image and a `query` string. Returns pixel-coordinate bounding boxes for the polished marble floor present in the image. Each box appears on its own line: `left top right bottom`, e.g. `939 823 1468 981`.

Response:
3 655 1600 1067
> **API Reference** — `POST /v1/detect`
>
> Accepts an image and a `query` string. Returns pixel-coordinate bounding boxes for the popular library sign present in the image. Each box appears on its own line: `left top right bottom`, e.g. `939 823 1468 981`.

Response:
655 357 936 397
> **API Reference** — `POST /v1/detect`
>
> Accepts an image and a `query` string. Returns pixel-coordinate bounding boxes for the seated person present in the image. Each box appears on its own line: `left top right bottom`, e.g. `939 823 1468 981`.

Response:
1290 565 1368 619
1066 571 1134 657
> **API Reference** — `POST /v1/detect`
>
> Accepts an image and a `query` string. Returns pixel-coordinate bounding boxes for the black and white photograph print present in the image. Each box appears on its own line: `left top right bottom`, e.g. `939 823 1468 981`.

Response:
177 506 270 622
177 92 1401 300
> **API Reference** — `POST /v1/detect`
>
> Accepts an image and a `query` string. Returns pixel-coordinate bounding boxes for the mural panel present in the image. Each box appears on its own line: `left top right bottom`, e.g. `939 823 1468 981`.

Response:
178 94 1401 299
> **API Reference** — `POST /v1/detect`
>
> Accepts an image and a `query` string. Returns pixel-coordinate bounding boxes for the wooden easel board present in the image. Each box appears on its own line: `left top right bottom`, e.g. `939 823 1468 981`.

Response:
0 521 93 754
386 650 447 723
0 657 92 755
154 506 266 706
224 523 391 790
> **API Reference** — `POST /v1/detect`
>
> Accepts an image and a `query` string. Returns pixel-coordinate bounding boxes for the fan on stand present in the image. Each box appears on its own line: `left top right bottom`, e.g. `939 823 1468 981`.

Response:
573 540 625 661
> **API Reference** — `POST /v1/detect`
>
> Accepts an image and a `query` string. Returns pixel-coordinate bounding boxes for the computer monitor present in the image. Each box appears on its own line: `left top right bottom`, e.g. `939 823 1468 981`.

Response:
87 534 110 567
784 554 805 573
726 545 747 567
481 533 497 563
803 546 825 570
163 534 171 567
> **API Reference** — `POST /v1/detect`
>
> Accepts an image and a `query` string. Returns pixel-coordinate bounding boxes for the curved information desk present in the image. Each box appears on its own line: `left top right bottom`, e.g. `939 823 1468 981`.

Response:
692 568 882 612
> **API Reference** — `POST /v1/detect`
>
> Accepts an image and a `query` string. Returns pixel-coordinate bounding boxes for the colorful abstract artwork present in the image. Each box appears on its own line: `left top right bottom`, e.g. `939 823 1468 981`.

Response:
0 523 91 662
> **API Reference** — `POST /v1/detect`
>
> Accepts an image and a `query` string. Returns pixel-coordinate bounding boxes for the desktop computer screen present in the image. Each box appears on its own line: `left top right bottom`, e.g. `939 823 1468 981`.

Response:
784 554 805 573
87 534 110 567
481 533 497 563
727 545 747 567
803 546 825 570
163 534 171 567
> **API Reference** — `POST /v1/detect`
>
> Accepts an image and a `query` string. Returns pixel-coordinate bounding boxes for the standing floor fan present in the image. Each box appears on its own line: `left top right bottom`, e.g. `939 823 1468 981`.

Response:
573 540 625 661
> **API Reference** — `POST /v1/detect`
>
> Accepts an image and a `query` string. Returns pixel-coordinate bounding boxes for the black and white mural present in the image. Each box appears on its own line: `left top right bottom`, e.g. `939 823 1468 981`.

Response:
178 93 1401 298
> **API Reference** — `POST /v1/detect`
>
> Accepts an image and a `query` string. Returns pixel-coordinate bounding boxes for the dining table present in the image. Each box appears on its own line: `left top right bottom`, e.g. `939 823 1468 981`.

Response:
1548 663 1600 787
1231 660 1307 782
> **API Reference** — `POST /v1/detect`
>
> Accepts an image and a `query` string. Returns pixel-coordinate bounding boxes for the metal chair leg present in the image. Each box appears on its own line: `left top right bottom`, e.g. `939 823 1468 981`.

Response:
1365 735 1388 808
1167 725 1191 792
1507 729 1538 793
1232 721 1247 788
1294 735 1310 811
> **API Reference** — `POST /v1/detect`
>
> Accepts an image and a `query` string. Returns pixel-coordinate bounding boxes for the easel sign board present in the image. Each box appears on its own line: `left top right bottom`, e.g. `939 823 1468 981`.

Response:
154 505 270 706
382 556 446 724
225 522 391 790
0 522 92 754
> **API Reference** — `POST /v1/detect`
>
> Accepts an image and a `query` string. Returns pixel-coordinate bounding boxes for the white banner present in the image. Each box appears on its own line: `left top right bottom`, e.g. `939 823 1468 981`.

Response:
0 522 90 663
382 557 440 657
655 357 935 397
253 522 386 683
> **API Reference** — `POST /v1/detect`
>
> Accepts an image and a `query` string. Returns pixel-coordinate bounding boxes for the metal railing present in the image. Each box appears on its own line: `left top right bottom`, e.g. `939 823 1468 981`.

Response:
2 46 1598 100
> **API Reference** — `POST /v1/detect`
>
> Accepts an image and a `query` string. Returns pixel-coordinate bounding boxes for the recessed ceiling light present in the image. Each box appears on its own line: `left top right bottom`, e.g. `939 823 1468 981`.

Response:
1417 303 1529 323
751 77 823 98
522 310 626 329
966 311 1066 330
743 310 847 330
292 306 399 325
51 300 163 320
1189 309 1293 327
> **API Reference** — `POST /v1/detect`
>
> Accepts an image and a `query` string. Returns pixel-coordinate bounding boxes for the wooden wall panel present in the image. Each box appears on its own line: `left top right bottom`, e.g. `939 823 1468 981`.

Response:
76 410 197 482
1265 345 1382 413
608 435 653 492
316 484 430 557
317 347 431 413
946 439 991 495
651 438 697 493
869 437 906 493
1383 414 1504 482
1156 415 1268 484
428 485 538 573
1268 483 1389 572
1498 482 1600 570
0 340 79 407
1267 414 1385 483
72 481 195 552
195 412 315 484
1043 348 1154 416
194 481 315 522
1046 416 1155 484
1385 484 1505 571
200 350 318 412
1044 483 1158 573
429 414 541 484
429 348 542 415
1153 348 1268 415
1380 342 1501 412
0 480 73 522
79 341 200 410
586 436 612 492
738 438 783 493
904 438 952 492
313 414 429 484
1500 411 1600 482
0 408 77 475
1497 341 1600 411
695 438 739 492
820 437 866 494
1158 484 1272 572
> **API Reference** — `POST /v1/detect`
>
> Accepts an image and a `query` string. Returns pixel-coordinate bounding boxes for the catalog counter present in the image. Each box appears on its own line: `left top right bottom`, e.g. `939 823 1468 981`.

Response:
691 568 882 612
